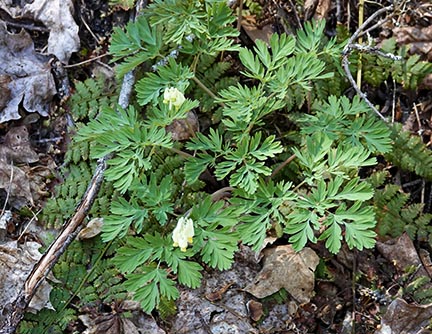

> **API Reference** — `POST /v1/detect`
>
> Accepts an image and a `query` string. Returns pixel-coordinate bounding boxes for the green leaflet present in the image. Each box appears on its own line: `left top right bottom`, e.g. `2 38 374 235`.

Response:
110 15 163 77
102 175 175 241
186 131 283 194
125 266 179 313
191 196 240 270
286 178 375 254
299 95 392 154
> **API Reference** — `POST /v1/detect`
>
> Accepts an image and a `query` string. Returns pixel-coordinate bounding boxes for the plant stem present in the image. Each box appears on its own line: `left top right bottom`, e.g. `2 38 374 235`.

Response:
191 76 219 102
268 154 297 180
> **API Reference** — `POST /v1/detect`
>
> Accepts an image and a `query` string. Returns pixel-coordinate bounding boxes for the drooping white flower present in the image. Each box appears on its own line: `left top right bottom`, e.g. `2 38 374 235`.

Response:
172 216 194 252
163 87 186 110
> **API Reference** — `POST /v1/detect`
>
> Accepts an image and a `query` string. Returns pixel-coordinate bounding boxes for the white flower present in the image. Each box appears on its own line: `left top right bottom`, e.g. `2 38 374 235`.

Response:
172 217 194 252
163 87 186 110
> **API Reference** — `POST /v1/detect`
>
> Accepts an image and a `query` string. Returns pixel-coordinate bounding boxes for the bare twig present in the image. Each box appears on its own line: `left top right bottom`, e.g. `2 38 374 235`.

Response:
237 0 243 31
356 0 365 89
16 209 42 243
3 20 49 32
342 5 399 122
392 79 396 122
342 57 386 121
0 157 107 333
413 103 423 136
79 9 100 44
343 6 392 51
286 0 302 29
336 0 342 23
268 154 297 181
192 76 218 100
210 187 234 202
349 43 402 60
63 53 109 68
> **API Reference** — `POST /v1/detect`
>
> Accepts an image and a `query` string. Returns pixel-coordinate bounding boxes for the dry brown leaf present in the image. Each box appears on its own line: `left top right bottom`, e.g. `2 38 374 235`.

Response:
79 309 161 334
0 126 41 207
245 245 320 304
305 0 331 20
377 233 430 278
0 161 33 208
246 300 264 322
0 23 56 123
393 26 432 60
166 111 199 141
0 126 39 164
110 0 136 11
241 16 273 45
0 241 53 324
375 298 432 334
0 0 80 63
314 0 331 20
78 218 104 240
22 0 80 63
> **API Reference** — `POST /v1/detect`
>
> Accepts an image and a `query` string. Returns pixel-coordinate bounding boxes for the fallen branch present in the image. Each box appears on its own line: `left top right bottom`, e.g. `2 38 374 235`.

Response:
0 157 107 333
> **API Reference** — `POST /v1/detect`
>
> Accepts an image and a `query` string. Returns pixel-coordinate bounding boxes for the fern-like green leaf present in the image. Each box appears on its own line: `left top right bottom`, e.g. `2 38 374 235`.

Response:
125 266 179 314
110 15 163 76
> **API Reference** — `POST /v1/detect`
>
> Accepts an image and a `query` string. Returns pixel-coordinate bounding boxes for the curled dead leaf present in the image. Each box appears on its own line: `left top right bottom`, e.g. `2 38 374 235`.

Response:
0 23 56 123
0 161 33 208
245 245 320 304
0 241 53 324
393 26 432 60
166 111 199 141
375 298 432 334
22 0 80 63
78 218 104 240
246 300 264 322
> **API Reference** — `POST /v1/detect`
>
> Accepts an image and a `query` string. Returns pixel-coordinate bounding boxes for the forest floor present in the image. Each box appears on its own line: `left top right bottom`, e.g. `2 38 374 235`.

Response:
1 0 432 333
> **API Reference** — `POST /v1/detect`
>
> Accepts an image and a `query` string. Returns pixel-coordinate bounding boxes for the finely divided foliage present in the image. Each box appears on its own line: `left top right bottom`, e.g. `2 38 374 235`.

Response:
69 0 429 314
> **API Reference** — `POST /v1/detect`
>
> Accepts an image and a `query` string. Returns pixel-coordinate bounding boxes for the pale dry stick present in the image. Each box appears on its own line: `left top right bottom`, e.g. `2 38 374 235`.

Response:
16 209 42 244
356 0 365 89
341 58 385 122
359 16 391 39
421 179 426 208
63 53 109 68
210 187 234 202
286 0 302 29
413 103 423 136
342 5 397 122
336 0 342 23
349 43 402 61
268 153 297 181
96 60 115 73
237 0 243 31
347 1 351 34
79 12 100 44
392 79 396 123
343 5 393 52
3 20 49 32
0 158 107 333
